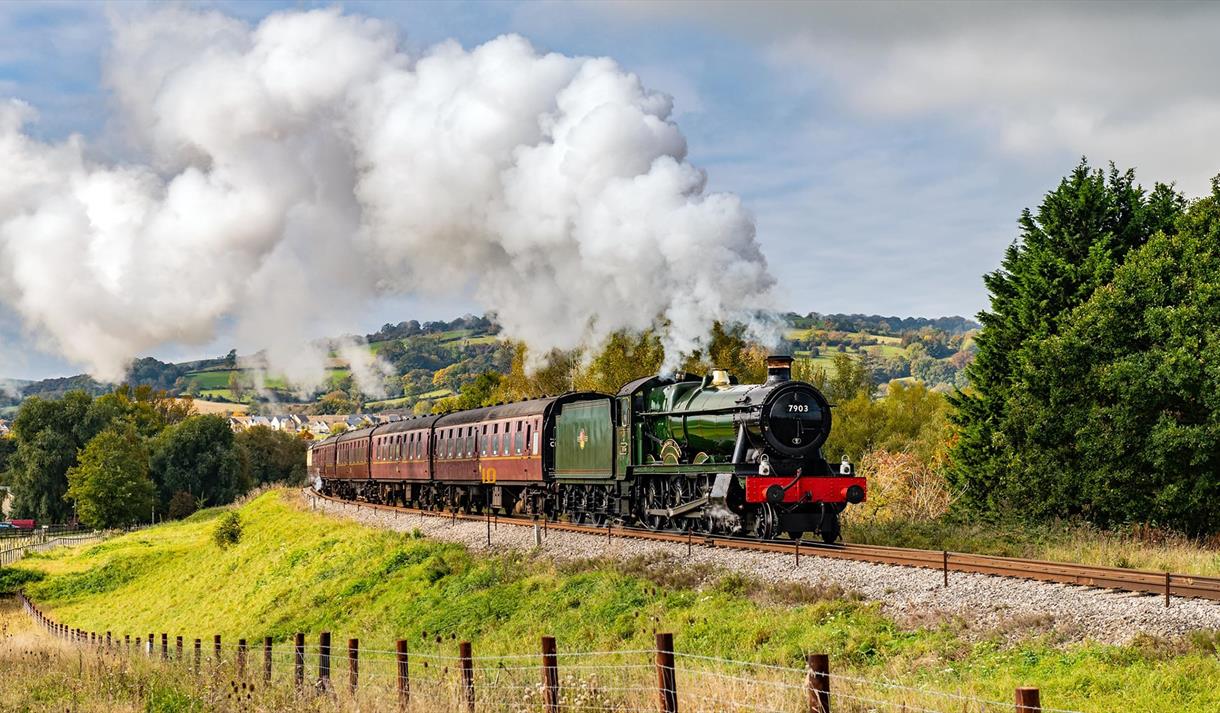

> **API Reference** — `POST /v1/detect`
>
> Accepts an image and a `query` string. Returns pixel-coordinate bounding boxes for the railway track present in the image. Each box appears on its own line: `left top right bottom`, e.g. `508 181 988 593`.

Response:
309 490 1220 604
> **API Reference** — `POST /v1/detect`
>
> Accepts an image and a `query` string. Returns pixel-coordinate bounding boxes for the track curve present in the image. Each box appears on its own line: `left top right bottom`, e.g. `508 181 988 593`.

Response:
307 489 1220 603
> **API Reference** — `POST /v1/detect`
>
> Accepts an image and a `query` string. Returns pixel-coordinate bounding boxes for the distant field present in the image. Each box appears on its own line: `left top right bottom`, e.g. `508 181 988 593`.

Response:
190 399 245 415
364 395 414 409
186 370 233 389
186 368 348 393
791 353 838 371
198 388 241 402
786 328 904 347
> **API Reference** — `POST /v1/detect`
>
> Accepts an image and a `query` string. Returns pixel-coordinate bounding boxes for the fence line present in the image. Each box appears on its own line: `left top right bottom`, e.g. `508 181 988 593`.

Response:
13 591 1074 713
0 529 115 566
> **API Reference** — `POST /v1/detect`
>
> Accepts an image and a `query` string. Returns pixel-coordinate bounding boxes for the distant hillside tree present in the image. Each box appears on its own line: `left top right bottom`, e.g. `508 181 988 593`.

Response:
66 424 155 528
7 391 96 522
167 490 197 520
574 331 665 393
949 160 1186 518
236 426 307 486
150 415 247 508
680 322 768 383
315 390 357 414
492 344 580 402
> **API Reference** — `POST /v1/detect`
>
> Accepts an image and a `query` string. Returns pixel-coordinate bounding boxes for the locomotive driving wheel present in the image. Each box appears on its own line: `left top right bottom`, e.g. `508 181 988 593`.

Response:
665 477 691 532
750 503 779 540
587 486 609 527
642 479 667 531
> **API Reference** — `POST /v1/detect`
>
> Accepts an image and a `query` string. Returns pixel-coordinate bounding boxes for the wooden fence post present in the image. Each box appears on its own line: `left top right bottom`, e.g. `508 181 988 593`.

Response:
264 637 273 683
541 635 559 713
176 636 183 662
348 638 359 696
238 639 248 679
125 634 130 651
194 639 201 675
396 639 409 709
135 636 141 653
319 631 332 689
214 634 222 665
148 633 154 657
460 641 475 713
655 632 677 713
294 633 305 688
1016 687 1041 712
106 631 112 648
805 653 830 713
161 633 168 661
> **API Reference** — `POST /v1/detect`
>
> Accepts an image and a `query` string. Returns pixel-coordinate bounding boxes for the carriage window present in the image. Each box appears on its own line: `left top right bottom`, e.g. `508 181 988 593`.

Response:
525 424 532 454
515 432 524 454
533 430 540 455
481 426 488 456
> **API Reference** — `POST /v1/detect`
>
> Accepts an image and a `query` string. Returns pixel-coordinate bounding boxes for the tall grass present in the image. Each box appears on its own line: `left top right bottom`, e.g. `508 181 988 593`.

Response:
844 449 1220 577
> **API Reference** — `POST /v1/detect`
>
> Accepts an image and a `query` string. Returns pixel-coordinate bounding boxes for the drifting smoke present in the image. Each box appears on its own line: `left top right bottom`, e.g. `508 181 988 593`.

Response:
0 7 774 387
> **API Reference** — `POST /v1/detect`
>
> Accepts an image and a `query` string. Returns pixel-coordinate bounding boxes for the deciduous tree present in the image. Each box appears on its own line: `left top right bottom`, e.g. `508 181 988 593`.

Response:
149 415 246 508
66 424 155 528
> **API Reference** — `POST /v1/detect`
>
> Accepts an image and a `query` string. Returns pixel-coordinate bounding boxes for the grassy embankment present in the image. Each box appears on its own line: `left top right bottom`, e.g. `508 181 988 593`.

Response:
4 490 1220 711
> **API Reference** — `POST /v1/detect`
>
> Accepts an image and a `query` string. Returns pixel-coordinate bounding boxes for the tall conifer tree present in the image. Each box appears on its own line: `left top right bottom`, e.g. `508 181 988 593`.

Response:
949 161 1184 514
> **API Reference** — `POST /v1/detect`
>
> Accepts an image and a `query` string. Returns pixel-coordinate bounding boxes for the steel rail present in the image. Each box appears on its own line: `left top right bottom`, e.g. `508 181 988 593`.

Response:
308 490 1220 603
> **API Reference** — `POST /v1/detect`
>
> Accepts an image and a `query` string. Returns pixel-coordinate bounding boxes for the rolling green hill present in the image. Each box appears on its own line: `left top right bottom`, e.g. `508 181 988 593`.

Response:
2 312 977 419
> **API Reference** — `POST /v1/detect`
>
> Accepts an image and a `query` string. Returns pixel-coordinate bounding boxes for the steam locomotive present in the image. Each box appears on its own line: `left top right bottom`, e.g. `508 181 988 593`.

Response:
307 356 866 542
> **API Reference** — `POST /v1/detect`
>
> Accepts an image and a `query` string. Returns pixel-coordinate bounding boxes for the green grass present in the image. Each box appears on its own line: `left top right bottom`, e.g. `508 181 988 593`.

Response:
11 490 1220 712
198 389 241 403
364 396 415 409
186 370 236 389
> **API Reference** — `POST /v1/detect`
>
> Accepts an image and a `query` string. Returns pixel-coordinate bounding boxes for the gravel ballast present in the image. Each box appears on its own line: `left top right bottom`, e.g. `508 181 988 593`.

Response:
303 491 1220 645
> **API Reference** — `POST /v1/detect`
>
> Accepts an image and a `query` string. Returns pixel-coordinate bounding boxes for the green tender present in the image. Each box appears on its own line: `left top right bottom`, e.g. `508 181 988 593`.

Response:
554 399 614 479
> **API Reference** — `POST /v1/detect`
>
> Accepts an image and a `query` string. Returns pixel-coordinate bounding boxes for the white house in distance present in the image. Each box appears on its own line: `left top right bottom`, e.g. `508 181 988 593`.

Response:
229 413 360 439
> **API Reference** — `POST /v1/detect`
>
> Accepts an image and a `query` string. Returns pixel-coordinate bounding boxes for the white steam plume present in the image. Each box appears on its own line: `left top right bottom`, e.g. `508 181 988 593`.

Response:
0 7 774 386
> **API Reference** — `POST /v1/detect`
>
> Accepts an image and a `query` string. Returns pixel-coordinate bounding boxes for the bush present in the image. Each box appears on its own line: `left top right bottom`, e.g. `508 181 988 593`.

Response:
846 449 956 525
0 567 45 594
167 491 197 520
212 511 243 549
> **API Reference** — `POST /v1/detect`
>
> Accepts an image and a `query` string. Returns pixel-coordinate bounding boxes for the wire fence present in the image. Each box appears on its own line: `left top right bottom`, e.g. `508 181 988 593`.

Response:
15 592 1075 713
0 528 116 566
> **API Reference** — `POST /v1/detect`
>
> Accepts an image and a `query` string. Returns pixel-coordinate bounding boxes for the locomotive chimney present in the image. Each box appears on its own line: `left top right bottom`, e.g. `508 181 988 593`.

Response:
765 355 793 384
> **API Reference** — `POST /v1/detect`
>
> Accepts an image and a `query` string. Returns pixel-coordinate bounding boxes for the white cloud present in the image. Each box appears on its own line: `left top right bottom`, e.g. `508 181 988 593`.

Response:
611 1 1220 194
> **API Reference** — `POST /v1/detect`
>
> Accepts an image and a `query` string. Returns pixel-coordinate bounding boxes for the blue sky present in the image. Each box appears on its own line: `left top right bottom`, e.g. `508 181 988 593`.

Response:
2 1 1218 379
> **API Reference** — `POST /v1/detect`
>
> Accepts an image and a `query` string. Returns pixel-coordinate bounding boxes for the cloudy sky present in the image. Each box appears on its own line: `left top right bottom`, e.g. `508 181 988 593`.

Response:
2 1 1217 380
